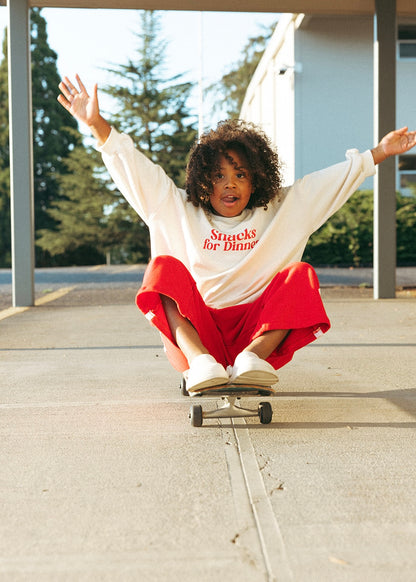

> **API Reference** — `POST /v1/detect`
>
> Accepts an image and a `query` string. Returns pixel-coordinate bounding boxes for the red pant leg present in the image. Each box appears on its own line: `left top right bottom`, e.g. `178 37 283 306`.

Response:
136 256 229 372
203 262 330 370
245 262 330 369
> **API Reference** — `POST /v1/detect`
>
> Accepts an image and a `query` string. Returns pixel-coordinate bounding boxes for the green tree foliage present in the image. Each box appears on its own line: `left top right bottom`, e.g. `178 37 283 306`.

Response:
39 10 196 265
103 10 197 187
0 31 10 267
30 7 80 265
303 189 416 267
0 10 81 267
37 144 151 264
303 190 374 266
37 145 111 265
86 10 198 261
397 191 416 265
208 22 277 119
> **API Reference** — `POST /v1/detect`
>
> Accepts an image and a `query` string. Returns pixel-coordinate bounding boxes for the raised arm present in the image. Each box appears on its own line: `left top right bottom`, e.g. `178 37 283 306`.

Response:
371 126 416 165
57 74 111 146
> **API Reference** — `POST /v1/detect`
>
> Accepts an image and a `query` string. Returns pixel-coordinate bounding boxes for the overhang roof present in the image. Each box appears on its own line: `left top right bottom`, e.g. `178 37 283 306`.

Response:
0 0 416 16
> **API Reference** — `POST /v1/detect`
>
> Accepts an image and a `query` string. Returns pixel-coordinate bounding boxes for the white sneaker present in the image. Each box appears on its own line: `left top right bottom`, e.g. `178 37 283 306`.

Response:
229 351 279 386
186 354 229 394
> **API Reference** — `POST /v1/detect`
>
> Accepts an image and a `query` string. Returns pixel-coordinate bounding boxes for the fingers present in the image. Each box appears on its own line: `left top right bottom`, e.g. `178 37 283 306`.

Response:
57 77 78 113
75 73 88 95
57 93 71 111
63 75 79 95
406 131 416 150
57 81 73 111
58 75 89 100
58 75 93 115
58 78 72 101
397 129 416 154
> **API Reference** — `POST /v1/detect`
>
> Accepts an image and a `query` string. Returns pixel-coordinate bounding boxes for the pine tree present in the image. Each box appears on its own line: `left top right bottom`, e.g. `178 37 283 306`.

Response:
37 143 151 265
39 10 198 265
103 10 197 186
88 10 198 261
37 145 115 264
0 11 81 267
0 31 11 267
30 7 80 265
2 10 197 267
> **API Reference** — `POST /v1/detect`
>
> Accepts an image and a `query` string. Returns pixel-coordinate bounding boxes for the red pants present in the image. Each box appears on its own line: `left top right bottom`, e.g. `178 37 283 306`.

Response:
136 256 330 373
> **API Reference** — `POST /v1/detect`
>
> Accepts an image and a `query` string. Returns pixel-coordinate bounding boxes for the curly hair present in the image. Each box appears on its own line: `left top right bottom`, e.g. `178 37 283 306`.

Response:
185 119 283 211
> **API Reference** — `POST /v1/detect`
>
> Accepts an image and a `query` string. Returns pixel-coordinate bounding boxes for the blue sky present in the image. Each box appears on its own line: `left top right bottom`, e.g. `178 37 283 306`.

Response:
0 7 277 128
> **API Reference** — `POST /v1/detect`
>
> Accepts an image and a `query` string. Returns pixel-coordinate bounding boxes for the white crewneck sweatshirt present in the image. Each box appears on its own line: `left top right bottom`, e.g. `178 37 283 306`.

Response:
98 128 375 309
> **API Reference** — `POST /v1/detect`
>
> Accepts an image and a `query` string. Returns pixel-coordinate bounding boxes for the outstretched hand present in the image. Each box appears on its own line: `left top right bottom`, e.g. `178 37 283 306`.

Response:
372 127 416 164
58 74 111 145
58 74 99 126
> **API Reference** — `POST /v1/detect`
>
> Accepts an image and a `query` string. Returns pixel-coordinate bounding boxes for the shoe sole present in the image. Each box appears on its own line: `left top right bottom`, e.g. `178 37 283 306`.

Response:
188 376 229 394
231 371 278 386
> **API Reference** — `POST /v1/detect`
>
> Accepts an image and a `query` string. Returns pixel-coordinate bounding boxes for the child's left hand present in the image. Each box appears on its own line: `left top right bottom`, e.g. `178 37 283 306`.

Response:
372 127 416 164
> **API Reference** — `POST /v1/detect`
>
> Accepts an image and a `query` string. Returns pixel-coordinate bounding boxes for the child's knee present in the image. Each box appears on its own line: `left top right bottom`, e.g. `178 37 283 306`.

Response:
288 261 319 288
150 254 186 273
146 255 193 285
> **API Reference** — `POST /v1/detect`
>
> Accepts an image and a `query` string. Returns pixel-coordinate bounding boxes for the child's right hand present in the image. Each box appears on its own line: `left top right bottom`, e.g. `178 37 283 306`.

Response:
57 74 111 145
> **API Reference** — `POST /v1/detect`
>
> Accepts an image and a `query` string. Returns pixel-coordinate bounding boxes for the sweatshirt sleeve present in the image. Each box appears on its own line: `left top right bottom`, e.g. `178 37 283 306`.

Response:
282 148 376 234
96 127 181 224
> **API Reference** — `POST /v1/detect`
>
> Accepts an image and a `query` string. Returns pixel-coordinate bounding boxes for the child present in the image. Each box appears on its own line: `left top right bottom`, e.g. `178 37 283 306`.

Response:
58 74 416 394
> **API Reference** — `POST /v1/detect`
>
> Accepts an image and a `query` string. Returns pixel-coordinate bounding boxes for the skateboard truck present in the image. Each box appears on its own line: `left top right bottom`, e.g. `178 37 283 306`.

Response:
181 378 274 427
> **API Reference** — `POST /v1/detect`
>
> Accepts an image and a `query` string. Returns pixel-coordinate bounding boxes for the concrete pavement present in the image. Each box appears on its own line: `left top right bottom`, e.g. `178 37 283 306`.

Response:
1 285 416 581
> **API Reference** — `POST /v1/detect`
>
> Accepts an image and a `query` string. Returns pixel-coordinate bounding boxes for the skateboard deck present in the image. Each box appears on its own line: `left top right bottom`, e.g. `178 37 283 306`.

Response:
180 379 275 427
188 383 276 397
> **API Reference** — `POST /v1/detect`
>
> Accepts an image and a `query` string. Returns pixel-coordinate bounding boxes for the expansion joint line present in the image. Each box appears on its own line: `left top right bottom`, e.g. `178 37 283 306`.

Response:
230 418 293 582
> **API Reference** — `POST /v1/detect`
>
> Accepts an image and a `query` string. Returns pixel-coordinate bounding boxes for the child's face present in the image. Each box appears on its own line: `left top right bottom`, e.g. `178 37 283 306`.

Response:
210 149 253 217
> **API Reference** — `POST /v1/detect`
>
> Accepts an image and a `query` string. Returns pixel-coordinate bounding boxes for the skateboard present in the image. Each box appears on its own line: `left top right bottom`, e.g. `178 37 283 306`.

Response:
180 378 275 427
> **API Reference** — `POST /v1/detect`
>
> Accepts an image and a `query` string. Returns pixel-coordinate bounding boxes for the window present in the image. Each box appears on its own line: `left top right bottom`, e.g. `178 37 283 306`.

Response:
398 155 416 196
398 25 416 60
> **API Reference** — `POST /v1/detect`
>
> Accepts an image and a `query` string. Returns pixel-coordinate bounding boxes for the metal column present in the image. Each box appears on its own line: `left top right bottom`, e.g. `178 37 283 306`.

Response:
8 0 34 307
373 0 397 299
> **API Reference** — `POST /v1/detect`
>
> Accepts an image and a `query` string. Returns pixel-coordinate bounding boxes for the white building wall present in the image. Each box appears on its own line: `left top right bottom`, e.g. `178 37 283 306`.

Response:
241 14 298 185
241 14 376 188
274 18 297 185
396 40 416 191
241 14 416 190
294 16 373 181
397 48 416 128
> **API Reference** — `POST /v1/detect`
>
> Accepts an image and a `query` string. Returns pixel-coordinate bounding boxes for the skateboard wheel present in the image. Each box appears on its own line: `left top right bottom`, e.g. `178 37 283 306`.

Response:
189 404 203 427
258 402 273 424
180 378 189 397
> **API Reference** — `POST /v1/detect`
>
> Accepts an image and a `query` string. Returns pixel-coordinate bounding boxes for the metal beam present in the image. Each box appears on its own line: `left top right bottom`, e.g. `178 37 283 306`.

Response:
1 0 414 16
373 0 397 299
0 0 374 13
24 0 375 13
8 0 35 307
